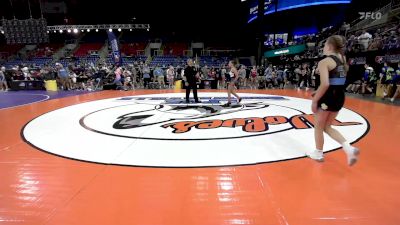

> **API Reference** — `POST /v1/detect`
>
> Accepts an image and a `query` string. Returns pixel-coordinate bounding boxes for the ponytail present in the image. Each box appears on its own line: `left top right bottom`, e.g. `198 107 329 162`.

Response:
327 35 348 73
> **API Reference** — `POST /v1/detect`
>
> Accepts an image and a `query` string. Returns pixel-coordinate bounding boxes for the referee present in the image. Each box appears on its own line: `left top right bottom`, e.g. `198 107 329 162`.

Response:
183 59 200 103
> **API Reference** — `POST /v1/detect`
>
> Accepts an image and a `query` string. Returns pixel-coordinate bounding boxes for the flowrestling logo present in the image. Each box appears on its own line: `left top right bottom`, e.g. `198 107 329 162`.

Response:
22 93 369 167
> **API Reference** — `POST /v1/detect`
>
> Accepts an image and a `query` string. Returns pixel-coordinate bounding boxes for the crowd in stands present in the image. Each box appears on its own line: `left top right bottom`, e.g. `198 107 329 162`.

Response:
345 62 400 102
263 22 400 55
0 56 318 92
344 24 400 52
0 16 399 103
1 51 399 103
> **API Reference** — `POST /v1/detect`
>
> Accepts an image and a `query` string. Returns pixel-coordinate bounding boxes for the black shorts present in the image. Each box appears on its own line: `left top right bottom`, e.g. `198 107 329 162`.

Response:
318 87 345 112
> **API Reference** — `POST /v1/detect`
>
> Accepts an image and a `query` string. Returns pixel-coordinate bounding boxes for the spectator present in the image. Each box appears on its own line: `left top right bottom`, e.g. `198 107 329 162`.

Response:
358 30 372 51
361 64 376 95
202 66 209 79
385 32 399 50
238 65 247 88
276 66 285 89
347 35 356 52
265 69 275 89
311 65 318 88
368 34 383 51
209 67 216 80
249 66 258 89
380 62 395 99
69 70 78 90
131 66 138 88
123 69 133 90
297 64 307 89
340 22 350 36
0 66 8 91
77 70 88 90
390 62 400 102
12 67 23 81
142 64 151 89
219 66 226 89
264 65 273 88
283 64 293 87
113 66 123 87
21 67 32 81
153 66 165 89
56 63 71 90
166 66 175 89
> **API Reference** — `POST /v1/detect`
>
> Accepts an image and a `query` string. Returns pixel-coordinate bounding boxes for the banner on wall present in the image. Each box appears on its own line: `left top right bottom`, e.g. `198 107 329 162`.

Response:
107 32 122 65
264 44 306 58
349 57 366 65
375 54 400 64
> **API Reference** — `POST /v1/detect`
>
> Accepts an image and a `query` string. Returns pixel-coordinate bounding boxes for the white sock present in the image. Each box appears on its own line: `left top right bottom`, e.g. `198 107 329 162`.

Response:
342 141 352 152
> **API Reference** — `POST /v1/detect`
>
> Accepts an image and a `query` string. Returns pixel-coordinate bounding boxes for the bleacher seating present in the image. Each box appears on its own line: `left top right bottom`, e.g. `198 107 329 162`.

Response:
3 59 23 68
4 57 52 69
78 56 100 64
74 43 104 57
34 44 63 57
199 56 228 67
107 56 148 65
0 44 23 58
121 43 147 56
163 43 187 56
150 55 188 67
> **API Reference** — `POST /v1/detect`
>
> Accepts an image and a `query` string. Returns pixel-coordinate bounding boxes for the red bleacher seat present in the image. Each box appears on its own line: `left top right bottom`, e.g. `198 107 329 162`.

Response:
121 43 146 56
164 43 187 56
35 43 63 57
0 44 23 57
74 43 104 57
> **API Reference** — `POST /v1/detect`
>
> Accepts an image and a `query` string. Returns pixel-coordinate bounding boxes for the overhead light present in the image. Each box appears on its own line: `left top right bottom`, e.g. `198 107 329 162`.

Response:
54 30 57 33
81 29 84 32
0 30 4 34
146 28 149 31
46 31 49 33
73 28 78 33
67 29 71 33
95 29 99 32
130 29 132 31
118 28 122 32
241 0 246 2
59 30 63 33
87 29 90 32
108 28 112 32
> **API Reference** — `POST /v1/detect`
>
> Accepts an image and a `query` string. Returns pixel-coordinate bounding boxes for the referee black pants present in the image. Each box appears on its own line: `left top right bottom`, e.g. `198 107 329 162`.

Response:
186 82 199 102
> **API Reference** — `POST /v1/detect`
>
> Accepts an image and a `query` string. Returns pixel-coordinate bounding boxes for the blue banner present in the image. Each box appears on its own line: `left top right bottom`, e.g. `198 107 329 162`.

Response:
248 0 351 23
107 31 122 65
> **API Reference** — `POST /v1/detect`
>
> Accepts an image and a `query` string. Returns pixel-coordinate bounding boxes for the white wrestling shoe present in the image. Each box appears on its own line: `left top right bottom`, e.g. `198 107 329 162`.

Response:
306 150 324 162
344 147 360 166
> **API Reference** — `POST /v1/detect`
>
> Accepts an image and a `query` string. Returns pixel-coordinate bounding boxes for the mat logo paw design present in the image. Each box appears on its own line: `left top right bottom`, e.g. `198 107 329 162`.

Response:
22 93 369 167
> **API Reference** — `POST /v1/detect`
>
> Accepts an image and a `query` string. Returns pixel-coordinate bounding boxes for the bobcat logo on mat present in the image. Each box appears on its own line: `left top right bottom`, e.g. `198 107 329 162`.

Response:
110 103 360 135
22 93 369 167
